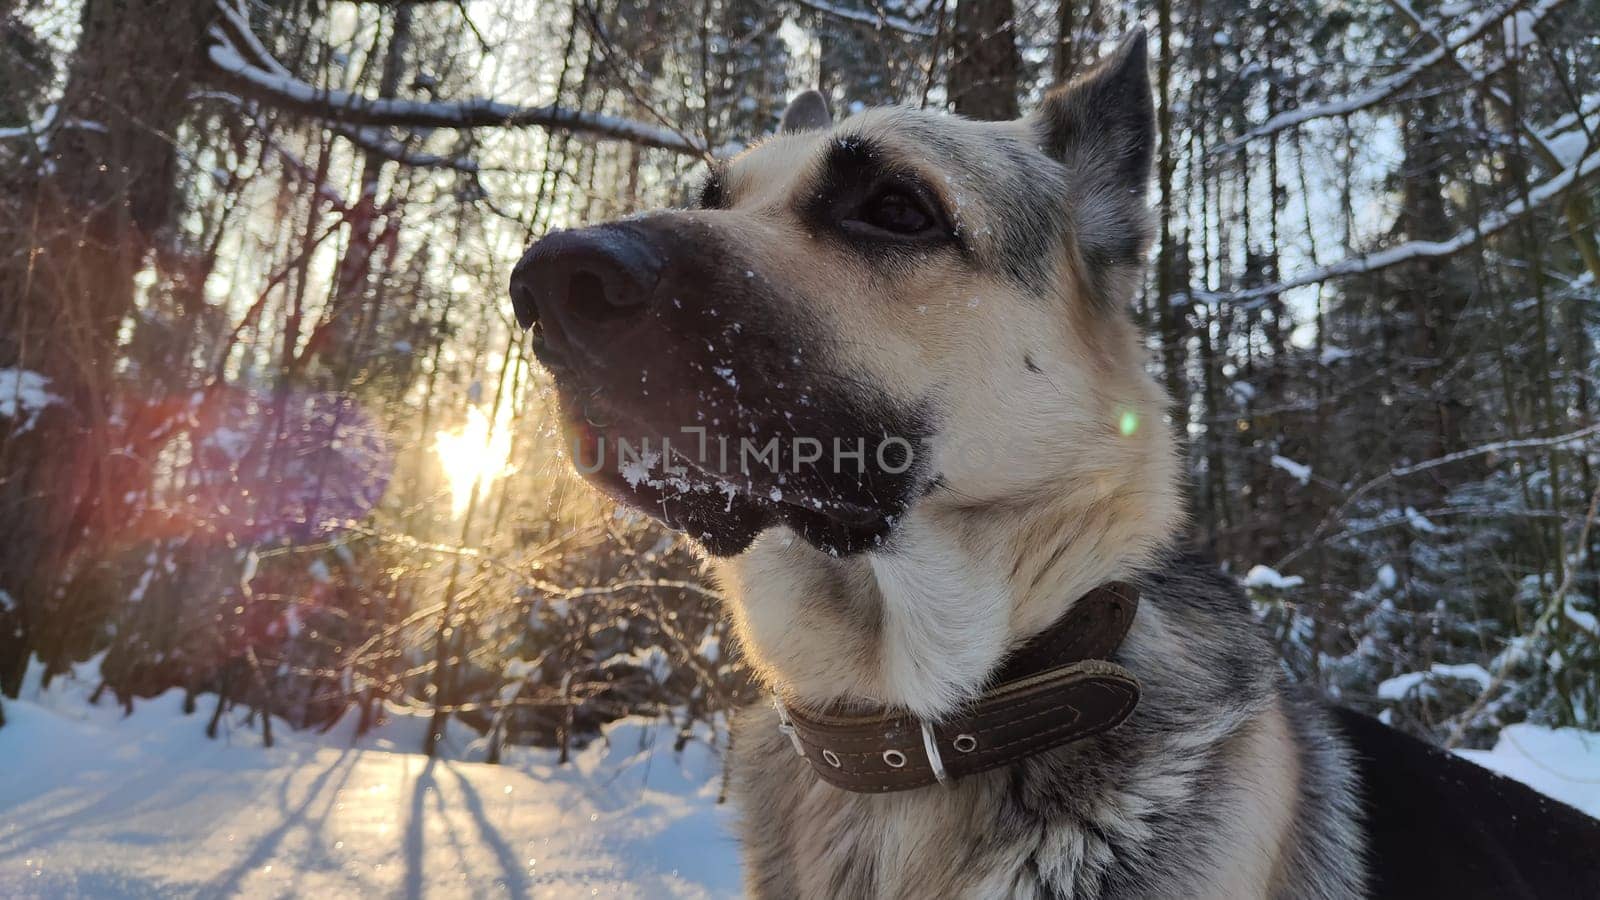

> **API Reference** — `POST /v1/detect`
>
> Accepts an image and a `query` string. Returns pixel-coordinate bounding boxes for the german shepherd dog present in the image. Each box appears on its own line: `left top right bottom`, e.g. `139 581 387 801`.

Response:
509 30 1600 899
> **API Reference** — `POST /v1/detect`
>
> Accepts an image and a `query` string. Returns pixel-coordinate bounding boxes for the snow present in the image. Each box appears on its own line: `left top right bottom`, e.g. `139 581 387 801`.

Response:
1244 565 1305 590
1548 130 1590 168
1540 95 1600 154
697 632 721 665
1376 563 1398 590
1502 10 1540 50
1376 662 1493 699
1404 506 1444 534
1270 454 1312 485
204 425 251 461
0 107 56 141
612 645 675 683
0 105 109 146
2 663 1593 898
0 661 739 898
306 558 332 584
1319 345 1354 365
1458 725 1600 818
1565 605 1599 637
1431 662 1492 690
0 368 61 433
619 450 663 489
1376 671 1429 700
503 658 540 682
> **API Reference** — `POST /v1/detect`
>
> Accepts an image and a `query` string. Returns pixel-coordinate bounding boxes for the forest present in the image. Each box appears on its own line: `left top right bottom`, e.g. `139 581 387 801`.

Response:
1 0 1597 767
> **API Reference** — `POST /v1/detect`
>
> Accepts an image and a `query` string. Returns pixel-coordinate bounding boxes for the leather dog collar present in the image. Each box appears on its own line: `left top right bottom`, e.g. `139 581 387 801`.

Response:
773 581 1140 793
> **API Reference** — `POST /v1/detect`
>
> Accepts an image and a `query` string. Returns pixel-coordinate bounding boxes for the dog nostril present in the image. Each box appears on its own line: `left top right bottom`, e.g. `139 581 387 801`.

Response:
510 279 541 331
511 226 662 340
568 266 648 322
569 270 608 310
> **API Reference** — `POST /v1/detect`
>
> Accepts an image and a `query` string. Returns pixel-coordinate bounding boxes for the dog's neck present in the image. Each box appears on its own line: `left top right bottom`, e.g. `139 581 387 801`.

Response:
713 479 1181 721
710 347 1184 719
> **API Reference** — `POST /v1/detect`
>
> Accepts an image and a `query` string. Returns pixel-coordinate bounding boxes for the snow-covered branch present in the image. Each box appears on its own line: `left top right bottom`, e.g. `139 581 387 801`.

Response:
1276 422 1600 569
1214 0 1567 154
0 117 49 141
792 0 936 37
0 106 108 143
1544 95 1600 148
335 126 483 173
205 17 703 155
1385 424 1600 481
1226 141 1600 305
1388 0 1588 175
193 87 484 174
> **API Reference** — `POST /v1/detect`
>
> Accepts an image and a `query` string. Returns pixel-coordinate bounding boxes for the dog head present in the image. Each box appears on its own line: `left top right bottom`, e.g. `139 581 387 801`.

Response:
510 32 1182 713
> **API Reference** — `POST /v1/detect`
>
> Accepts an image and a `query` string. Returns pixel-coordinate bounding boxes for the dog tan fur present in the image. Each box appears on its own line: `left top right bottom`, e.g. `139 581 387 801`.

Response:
708 100 1183 724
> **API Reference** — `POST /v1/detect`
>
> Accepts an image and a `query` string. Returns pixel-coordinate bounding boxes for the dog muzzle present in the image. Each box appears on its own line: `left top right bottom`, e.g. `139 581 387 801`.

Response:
772 582 1141 793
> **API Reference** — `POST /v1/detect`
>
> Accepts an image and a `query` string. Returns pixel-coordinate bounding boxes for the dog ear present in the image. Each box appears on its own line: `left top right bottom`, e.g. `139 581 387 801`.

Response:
779 90 833 134
1036 29 1153 185
1032 30 1155 279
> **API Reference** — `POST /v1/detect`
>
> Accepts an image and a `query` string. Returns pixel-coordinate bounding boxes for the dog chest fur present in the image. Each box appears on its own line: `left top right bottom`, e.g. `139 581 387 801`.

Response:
728 552 1367 900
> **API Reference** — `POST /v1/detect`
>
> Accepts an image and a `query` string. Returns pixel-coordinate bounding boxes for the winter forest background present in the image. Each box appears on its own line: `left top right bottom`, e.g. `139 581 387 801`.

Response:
1 0 1597 769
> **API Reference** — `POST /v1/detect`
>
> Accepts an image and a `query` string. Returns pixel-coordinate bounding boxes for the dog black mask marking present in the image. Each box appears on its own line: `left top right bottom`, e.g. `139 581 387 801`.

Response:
510 213 932 556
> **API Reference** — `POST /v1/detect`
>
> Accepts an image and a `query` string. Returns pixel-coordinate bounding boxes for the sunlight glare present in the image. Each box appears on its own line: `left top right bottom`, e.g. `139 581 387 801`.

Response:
435 405 512 517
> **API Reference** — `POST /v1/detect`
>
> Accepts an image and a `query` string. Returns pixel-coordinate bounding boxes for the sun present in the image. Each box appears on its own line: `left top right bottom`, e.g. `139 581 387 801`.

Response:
435 405 513 518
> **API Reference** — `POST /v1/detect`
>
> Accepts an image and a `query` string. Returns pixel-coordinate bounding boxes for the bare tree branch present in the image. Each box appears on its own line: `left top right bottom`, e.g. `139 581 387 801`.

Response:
578 3 716 162
1276 422 1600 569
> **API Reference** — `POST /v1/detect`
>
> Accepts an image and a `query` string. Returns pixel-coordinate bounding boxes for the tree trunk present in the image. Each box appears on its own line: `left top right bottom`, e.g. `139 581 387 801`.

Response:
0 0 216 695
1154 0 1186 410
1053 0 1078 83
318 5 413 373
948 0 1020 120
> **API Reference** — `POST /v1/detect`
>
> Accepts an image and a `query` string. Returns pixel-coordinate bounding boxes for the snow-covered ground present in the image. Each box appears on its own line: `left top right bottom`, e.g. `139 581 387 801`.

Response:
1458 724 1600 819
1 660 1596 898
0 660 740 899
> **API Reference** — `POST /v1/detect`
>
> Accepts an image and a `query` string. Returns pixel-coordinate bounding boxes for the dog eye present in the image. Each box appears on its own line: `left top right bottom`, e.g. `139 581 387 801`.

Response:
852 188 938 236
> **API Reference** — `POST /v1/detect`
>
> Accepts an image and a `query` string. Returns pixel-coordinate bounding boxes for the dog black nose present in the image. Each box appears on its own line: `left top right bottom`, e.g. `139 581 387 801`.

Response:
509 227 663 350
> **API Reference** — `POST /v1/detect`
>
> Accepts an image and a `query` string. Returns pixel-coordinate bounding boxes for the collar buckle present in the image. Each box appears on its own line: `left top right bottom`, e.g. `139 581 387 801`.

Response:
920 720 950 786
773 694 807 758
